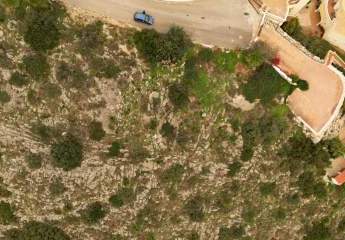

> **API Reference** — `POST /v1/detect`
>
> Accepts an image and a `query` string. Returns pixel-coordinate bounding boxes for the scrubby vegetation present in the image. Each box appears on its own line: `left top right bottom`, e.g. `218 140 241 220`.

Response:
281 17 345 60
1 1 345 239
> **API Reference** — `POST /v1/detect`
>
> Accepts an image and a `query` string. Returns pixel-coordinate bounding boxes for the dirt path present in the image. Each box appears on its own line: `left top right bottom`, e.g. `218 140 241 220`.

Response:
64 0 257 48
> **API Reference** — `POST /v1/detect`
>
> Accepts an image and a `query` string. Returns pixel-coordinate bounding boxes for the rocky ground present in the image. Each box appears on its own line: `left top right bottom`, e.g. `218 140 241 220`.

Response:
0 2 345 240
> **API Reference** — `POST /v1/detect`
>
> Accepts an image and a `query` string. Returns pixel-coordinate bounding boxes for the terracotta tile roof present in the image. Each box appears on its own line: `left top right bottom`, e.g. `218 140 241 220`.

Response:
332 169 345 185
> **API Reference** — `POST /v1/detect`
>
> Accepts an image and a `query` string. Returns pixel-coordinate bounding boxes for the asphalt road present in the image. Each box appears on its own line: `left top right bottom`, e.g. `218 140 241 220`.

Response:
64 0 257 48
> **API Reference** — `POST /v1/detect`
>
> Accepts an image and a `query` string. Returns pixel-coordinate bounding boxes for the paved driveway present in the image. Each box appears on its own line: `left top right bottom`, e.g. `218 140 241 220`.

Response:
64 0 256 48
260 24 344 134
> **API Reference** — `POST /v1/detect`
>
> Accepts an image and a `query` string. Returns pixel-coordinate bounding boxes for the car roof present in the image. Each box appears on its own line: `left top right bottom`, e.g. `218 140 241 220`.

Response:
135 12 146 21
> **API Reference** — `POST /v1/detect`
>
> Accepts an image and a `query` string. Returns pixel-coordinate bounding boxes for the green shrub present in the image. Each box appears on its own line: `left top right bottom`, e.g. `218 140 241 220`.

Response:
281 18 302 37
242 63 291 105
4 221 70 240
0 201 15 225
160 163 185 185
0 5 6 22
197 48 214 62
218 225 245 240
22 53 50 80
322 137 345 159
282 18 343 59
108 141 122 157
291 75 309 91
272 207 286 221
50 134 83 171
279 130 332 174
160 122 176 141
9 72 29 87
82 202 106 224
90 57 120 79
259 182 276 196
31 122 57 143
187 231 200 240
23 1 66 51
134 26 191 63
27 89 41 105
228 161 242 177
41 82 62 99
0 186 12 198
109 186 135 208
297 171 327 198
56 62 88 89
168 83 189 109
242 205 257 224
0 90 11 104
78 20 105 54
214 51 238 73
184 196 204 222
25 152 42 169
304 220 331 240
49 178 66 196
88 121 106 141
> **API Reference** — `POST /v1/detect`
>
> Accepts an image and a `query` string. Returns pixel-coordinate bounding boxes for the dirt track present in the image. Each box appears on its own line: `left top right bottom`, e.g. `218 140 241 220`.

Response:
64 0 257 48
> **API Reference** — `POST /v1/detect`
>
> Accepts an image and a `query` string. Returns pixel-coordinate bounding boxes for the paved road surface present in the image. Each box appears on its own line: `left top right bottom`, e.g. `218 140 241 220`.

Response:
64 0 257 48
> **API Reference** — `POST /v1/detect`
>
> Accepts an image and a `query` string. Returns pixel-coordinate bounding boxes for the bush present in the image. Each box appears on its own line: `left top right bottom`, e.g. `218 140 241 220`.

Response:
218 225 245 240
78 21 106 54
242 63 291 105
50 134 83 171
291 75 309 91
27 89 41 105
109 187 135 208
0 201 15 225
272 207 286 221
56 62 88 89
160 122 176 141
184 196 205 222
82 202 106 224
227 161 242 177
259 182 276 196
49 178 66 196
0 90 11 104
297 171 327 198
304 220 331 240
187 231 200 240
22 53 50 80
88 121 106 141
4 221 70 240
25 152 42 169
9 72 29 87
108 141 122 157
168 83 189 109
90 57 120 79
40 82 62 99
279 130 332 174
160 163 185 185
31 122 57 143
23 1 66 51
282 18 343 59
0 186 12 198
134 26 191 63
0 5 6 22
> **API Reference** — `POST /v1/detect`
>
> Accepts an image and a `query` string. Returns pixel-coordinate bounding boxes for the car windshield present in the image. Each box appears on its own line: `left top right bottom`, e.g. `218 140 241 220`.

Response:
145 16 150 22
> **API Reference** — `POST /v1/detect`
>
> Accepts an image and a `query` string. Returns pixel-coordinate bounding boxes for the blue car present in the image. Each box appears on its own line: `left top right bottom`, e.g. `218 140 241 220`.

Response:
133 11 154 25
